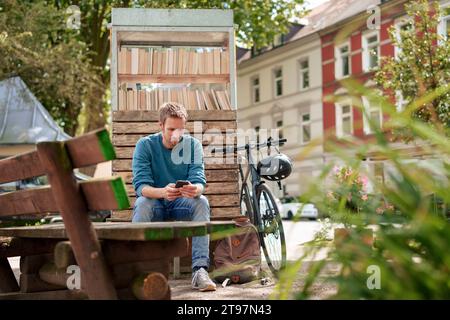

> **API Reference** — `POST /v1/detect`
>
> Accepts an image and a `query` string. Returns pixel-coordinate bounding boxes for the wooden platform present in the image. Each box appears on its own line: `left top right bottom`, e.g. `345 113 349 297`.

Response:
0 221 236 241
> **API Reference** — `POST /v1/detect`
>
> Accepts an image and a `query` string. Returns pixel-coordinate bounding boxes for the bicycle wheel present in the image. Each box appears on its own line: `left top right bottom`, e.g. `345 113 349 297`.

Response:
240 183 254 223
255 183 287 275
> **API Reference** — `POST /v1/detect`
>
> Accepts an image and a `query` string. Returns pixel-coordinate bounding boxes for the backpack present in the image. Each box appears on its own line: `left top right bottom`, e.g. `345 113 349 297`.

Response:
212 217 261 284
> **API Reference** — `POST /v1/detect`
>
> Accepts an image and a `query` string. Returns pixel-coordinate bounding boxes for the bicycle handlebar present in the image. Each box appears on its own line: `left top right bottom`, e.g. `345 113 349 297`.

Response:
211 137 287 154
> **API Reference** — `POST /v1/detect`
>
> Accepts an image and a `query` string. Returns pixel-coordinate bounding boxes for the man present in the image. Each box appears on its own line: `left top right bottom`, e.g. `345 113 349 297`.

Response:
132 102 216 292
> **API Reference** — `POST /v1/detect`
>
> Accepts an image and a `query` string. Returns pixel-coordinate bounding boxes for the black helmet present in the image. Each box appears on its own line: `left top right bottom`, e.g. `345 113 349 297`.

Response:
257 153 293 181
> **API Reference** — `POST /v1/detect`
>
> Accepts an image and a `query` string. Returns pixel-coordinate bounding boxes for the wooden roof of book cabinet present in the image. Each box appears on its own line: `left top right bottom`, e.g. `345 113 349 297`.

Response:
110 9 239 221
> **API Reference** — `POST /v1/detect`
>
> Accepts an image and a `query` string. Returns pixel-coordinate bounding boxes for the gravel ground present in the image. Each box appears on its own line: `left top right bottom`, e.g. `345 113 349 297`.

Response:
170 261 340 300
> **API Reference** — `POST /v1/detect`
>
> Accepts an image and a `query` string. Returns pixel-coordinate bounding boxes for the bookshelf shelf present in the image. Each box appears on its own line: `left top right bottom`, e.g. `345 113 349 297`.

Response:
118 74 230 84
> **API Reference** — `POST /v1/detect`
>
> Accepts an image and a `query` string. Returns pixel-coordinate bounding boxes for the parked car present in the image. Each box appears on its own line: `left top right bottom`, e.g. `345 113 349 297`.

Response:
280 198 318 220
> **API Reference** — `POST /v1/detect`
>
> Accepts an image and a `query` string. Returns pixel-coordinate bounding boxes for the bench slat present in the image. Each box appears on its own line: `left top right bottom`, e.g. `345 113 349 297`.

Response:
0 177 130 217
65 128 116 168
0 129 116 184
113 110 237 122
0 221 235 241
0 151 45 185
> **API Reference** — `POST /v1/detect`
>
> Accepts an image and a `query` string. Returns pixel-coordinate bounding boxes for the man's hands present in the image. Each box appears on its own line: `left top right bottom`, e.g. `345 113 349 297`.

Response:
163 183 182 201
179 182 201 199
162 182 202 201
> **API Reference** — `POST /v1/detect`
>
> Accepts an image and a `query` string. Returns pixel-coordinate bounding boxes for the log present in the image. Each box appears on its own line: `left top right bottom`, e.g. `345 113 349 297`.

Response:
20 254 53 274
131 273 170 300
53 238 188 268
19 273 65 293
54 241 76 269
112 260 170 288
0 257 19 293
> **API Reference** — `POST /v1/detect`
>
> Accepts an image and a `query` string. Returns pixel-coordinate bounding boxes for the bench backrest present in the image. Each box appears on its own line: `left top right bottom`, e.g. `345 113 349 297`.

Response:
0 128 130 299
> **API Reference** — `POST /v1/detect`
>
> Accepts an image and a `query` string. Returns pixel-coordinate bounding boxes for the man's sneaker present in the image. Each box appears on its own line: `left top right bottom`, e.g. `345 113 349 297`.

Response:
192 268 217 291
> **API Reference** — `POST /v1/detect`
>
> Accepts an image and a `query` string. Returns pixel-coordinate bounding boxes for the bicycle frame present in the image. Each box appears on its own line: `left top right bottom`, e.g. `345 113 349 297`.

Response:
239 145 262 223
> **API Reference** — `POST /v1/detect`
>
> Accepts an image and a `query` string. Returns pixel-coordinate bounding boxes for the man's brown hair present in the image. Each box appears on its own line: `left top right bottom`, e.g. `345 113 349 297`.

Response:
159 102 188 124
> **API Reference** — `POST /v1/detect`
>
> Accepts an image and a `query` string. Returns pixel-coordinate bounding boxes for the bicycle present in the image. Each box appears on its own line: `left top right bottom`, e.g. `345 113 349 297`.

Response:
212 137 288 275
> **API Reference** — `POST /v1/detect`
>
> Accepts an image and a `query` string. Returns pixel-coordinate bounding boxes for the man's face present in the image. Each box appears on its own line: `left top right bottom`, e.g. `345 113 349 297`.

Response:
160 116 186 149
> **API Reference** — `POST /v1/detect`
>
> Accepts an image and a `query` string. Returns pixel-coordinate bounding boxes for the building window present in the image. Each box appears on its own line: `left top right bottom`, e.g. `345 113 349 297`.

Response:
273 34 284 47
438 7 450 41
298 58 310 90
394 17 412 57
252 76 260 103
335 42 351 79
276 119 283 139
335 102 353 137
362 96 383 135
274 68 283 97
395 90 408 112
362 31 380 71
301 113 311 144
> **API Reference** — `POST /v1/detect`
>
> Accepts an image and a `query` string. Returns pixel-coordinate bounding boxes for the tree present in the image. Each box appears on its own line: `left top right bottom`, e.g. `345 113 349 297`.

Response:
0 0 102 136
375 0 450 134
52 0 306 133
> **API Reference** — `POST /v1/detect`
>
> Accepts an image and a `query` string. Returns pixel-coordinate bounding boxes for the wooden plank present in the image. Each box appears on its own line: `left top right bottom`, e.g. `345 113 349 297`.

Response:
110 206 241 221
129 194 239 208
36 142 117 300
125 182 238 196
118 74 229 84
0 187 58 216
0 257 19 293
0 289 87 300
113 110 237 122
0 177 130 217
112 159 237 172
20 273 66 293
115 146 237 159
65 128 116 168
112 133 236 147
0 129 116 184
79 177 130 211
113 121 236 134
0 221 235 241
0 237 60 258
0 151 44 185
114 170 238 185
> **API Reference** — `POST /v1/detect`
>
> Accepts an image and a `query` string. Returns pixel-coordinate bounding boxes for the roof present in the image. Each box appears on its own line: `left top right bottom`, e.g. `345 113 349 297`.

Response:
238 0 381 64
0 77 71 144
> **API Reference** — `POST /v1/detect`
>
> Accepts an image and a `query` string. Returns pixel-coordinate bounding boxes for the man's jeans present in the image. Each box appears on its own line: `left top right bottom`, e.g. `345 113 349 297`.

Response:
132 195 211 270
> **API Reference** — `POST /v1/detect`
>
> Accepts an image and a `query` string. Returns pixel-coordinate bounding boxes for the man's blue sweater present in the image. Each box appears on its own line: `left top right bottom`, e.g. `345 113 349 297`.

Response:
132 132 206 197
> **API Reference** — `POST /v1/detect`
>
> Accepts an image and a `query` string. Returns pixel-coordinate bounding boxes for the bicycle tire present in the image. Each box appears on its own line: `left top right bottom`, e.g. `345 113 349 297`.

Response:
255 183 287 275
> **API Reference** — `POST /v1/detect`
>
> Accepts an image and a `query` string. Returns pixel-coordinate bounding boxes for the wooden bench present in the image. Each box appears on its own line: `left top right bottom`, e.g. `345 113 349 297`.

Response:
0 128 235 300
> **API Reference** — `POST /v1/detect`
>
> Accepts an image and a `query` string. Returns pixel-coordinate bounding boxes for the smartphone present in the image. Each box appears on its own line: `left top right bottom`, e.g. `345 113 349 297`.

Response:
175 180 190 188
